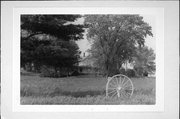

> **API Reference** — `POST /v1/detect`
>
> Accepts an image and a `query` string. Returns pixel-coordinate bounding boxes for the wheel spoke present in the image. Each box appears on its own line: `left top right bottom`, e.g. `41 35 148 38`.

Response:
120 90 124 98
123 80 130 87
119 91 121 98
127 92 132 96
127 92 131 97
108 83 115 88
121 77 126 85
111 91 117 97
124 87 132 94
110 79 118 87
123 91 129 98
118 76 122 86
123 84 132 89
109 82 118 88
108 89 116 94
115 77 119 86
126 89 132 96
117 90 120 97
118 77 121 86
124 86 132 91
121 90 126 98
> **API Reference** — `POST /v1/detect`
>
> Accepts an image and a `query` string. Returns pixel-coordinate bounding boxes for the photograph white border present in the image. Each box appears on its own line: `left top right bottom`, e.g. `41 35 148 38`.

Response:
12 7 164 112
2 1 179 119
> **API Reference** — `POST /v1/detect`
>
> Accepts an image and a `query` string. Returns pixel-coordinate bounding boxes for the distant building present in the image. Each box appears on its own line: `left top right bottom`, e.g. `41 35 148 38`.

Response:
78 51 97 74
78 52 155 77
121 61 134 70
79 51 93 67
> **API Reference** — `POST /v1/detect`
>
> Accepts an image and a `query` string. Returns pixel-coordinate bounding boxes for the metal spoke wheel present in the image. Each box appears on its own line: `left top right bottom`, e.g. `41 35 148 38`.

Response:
106 74 134 99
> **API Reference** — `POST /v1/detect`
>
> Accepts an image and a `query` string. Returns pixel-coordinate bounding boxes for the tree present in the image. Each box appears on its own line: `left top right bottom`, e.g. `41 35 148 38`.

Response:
84 15 153 76
21 15 84 41
133 46 156 77
21 15 84 74
34 40 80 73
21 36 51 70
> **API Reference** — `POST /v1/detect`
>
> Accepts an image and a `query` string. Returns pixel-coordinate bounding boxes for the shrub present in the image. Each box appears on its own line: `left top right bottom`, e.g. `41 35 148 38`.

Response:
125 69 136 77
119 68 126 75
143 71 148 77
119 68 136 77
40 65 74 78
134 67 144 77
40 65 55 77
134 67 149 77
71 70 80 76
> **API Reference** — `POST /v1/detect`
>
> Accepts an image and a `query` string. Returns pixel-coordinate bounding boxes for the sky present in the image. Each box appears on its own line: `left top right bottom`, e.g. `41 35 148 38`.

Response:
75 15 156 55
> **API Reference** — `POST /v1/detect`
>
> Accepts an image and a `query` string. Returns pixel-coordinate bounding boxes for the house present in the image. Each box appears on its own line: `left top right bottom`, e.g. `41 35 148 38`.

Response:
78 52 97 74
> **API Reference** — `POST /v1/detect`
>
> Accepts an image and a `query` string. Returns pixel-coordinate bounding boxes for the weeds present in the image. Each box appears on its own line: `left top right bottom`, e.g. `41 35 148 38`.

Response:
21 74 155 105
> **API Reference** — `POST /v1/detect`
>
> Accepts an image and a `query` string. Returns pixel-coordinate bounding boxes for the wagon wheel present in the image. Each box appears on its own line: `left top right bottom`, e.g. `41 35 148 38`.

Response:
106 74 134 99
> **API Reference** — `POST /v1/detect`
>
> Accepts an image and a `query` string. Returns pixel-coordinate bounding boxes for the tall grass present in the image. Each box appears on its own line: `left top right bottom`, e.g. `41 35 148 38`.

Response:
21 73 155 105
21 89 155 105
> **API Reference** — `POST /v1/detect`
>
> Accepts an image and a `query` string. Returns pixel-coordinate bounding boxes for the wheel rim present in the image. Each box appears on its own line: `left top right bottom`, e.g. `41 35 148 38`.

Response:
106 74 134 99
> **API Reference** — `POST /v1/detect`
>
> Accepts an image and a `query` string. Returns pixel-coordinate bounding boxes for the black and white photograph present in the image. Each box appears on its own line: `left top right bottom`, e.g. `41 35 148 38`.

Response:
1 1 179 119
20 14 156 105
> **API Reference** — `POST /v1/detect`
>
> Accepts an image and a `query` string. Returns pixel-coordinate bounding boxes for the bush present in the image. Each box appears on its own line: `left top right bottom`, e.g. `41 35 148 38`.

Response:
40 66 68 78
119 68 136 77
40 65 55 77
134 67 149 77
134 67 144 77
119 68 126 75
125 69 136 77
71 70 80 76
143 71 148 77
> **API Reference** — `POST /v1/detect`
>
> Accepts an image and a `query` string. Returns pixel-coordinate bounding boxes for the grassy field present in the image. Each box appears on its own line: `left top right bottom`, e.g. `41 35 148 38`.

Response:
21 72 155 105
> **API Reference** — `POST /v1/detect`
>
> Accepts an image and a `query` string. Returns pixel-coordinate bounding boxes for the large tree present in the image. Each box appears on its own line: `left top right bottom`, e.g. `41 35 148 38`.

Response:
21 15 84 73
84 15 153 76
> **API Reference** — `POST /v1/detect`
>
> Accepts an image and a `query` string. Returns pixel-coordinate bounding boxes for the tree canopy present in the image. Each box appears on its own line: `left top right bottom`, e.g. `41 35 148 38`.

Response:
133 46 156 76
84 15 153 76
21 15 84 40
21 15 84 75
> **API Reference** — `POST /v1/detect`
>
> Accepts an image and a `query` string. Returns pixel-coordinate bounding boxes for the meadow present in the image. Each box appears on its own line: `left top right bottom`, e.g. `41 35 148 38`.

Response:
21 72 155 105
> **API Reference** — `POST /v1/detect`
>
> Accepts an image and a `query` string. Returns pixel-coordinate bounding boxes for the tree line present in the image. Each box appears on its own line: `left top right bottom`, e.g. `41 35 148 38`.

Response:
21 15 155 77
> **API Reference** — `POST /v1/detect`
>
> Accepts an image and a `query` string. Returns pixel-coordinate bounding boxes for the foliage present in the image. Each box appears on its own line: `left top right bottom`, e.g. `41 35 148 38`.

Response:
21 15 84 40
84 15 153 76
133 46 156 77
40 65 57 77
35 40 80 71
119 68 126 75
21 36 51 70
40 65 72 78
119 68 136 77
21 15 84 76
125 69 136 77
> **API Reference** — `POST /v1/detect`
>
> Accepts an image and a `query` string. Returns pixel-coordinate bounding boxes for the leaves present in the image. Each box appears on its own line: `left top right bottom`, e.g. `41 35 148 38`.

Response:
133 46 156 76
34 40 80 68
84 15 153 76
21 15 84 41
21 15 84 73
